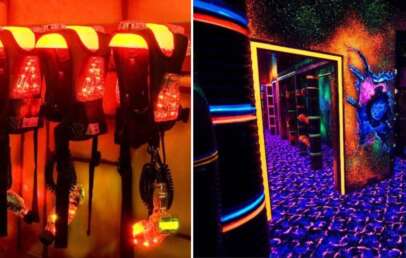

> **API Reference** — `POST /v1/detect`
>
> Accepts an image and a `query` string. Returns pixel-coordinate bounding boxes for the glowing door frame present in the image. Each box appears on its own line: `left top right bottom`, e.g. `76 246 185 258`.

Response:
250 41 345 221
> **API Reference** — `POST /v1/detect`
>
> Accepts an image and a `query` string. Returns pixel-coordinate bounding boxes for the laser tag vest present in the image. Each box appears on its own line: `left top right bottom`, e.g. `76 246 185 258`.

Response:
0 27 43 133
0 26 43 236
35 25 72 122
37 26 109 138
110 22 188 148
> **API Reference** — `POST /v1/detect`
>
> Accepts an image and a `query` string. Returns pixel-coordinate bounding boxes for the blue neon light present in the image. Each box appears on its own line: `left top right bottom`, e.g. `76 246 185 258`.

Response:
194 0 248 27
221 193 264 223
209 104 256 114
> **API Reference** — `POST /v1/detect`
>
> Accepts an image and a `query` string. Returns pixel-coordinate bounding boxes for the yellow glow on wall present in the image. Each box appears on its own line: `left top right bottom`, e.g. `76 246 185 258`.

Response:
109 33 148 49
66 25 99 50
36 33 68 49
2 26 35 50
250 41 346 221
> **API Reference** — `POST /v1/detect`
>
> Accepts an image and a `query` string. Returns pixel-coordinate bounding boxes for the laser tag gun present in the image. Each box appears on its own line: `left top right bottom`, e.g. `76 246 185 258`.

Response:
109 21 188 257
131 183 180 249
0 26 44 236
36 25 110 248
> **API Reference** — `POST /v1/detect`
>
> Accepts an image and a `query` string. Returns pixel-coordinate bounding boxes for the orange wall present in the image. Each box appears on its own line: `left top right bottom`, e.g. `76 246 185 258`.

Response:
8 0 122 25
7 0 191 25
0 0 6 25
127 0 190 23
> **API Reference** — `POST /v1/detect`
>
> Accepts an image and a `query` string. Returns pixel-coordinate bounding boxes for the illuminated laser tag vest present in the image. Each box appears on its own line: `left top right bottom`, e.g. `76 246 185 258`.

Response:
0 27 43 236
34 25 72 122
110 22 188 148
36 26 109 248
109 23 188 254
38 26 109 135
0 27 42 132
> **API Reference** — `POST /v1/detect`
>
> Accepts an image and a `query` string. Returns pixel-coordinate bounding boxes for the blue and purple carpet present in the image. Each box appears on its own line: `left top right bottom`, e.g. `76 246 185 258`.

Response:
266 132 406 257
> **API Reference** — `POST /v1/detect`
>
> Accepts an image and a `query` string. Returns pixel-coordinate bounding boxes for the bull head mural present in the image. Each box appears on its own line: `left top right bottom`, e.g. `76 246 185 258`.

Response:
347 47 396 154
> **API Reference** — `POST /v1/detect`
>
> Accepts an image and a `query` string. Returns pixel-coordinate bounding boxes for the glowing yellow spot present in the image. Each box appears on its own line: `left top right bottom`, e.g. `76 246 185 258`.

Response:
36 33 68 49
146 23 174 54
50 213 58 223
2 26 35 50
66 26 99 51
109 33 148 49
132 222 145 236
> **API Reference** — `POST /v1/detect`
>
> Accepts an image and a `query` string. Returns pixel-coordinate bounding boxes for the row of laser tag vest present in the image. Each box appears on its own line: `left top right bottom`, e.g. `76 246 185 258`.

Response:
0 22 188 251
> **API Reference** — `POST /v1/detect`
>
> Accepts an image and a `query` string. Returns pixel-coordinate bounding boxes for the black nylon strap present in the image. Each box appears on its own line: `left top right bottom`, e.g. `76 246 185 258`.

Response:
87 136 100 235
0 134 10 236
31 129 40 222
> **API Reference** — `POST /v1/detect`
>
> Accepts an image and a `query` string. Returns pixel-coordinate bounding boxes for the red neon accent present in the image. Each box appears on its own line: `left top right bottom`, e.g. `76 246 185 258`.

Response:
77 56 105 102
298 135 310 147
194 13 249 36
154 75 181 122
11 56 41 99
222 201 265 233
297 113 309 124
212 114 257 125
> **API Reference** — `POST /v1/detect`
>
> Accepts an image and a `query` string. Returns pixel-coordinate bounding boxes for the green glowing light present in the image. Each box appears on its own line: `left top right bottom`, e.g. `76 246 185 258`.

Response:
158 217 180 233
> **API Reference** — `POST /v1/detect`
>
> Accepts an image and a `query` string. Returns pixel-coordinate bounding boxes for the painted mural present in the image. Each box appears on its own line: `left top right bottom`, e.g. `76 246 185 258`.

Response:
347 48 396 153
345 48 396 190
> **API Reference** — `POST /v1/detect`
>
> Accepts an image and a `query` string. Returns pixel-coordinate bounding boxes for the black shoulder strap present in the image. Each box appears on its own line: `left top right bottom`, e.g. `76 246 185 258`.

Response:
0 133 10 236
87 136 100 235
30 129 40 222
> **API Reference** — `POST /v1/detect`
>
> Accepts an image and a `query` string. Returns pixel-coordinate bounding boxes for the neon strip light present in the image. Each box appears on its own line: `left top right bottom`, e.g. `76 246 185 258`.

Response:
194 150 218 164
209 104 256 114
212 114 256 125
194 0 248 27
250 42 345 216
222 201 265 233
194 13 249 36
194 150 219 168
221 193 264 223
194 154 219 167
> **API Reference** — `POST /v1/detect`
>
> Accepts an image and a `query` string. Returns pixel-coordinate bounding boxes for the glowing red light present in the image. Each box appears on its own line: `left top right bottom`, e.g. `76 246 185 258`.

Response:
11 56 41 99
131 219 166 249
76 57 105 102
154 74 180 122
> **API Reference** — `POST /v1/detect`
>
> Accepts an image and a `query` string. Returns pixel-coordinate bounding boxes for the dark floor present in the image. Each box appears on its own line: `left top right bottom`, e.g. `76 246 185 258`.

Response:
266 132 406 257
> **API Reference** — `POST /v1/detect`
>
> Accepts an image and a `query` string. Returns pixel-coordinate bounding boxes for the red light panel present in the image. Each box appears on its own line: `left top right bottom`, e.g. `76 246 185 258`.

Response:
154 74 180 122
76 56 105 102
11 56 41 99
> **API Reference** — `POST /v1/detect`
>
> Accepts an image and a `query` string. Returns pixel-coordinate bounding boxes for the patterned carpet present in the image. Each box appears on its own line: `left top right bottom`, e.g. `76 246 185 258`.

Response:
266 132 406 257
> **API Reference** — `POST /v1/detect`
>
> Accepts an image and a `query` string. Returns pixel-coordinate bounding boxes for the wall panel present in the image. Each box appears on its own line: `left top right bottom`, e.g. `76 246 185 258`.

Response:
8 0 122 25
